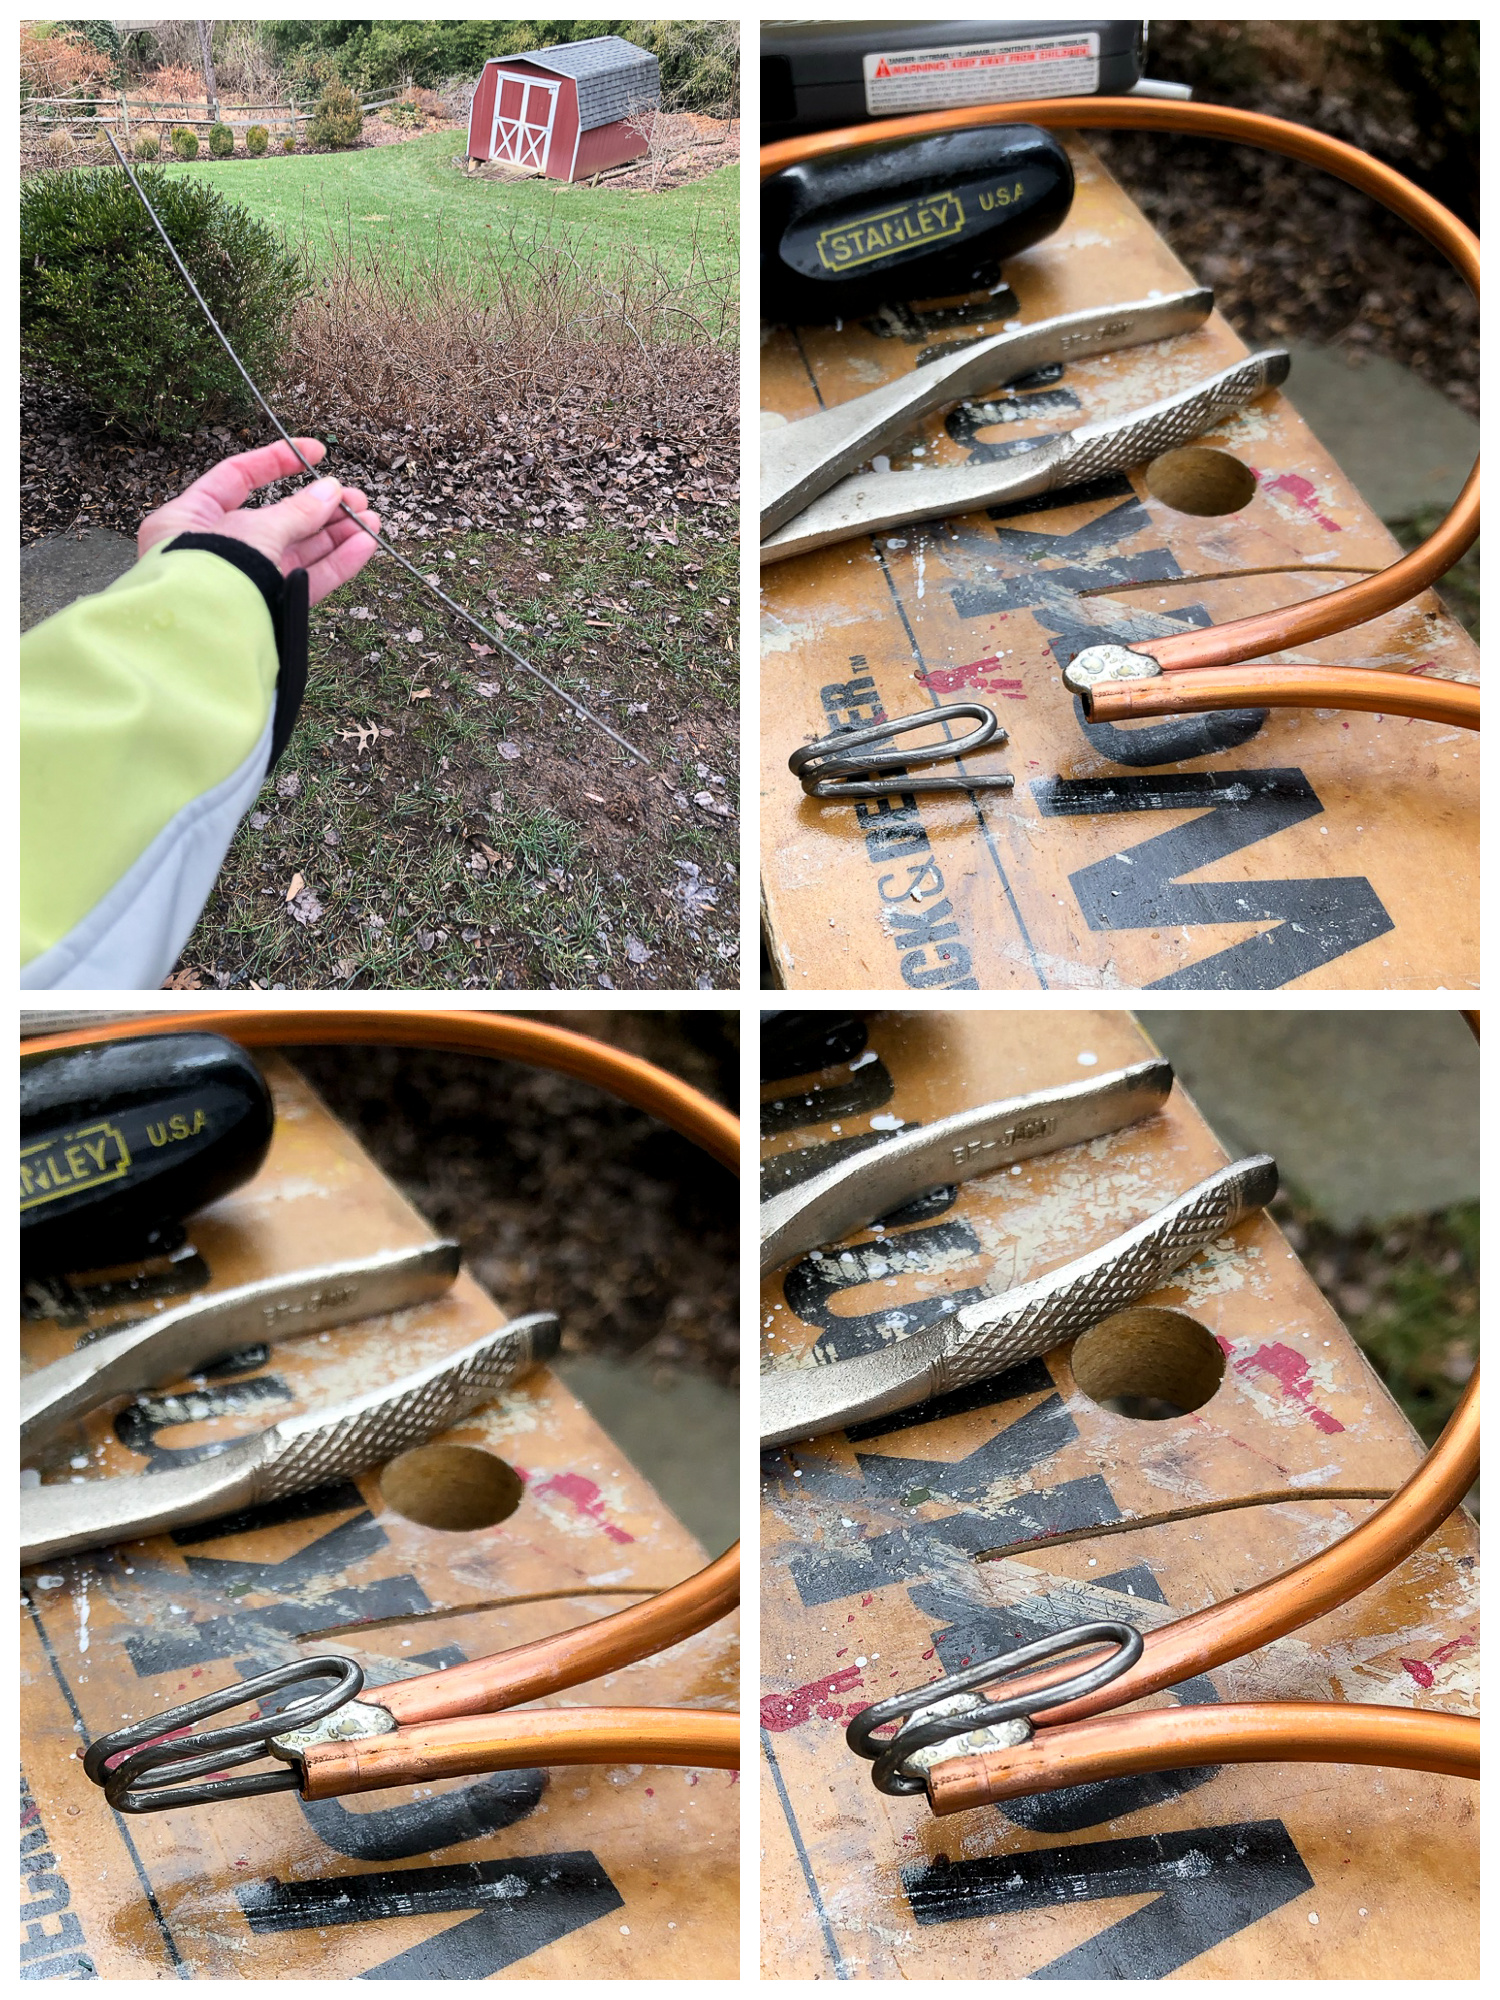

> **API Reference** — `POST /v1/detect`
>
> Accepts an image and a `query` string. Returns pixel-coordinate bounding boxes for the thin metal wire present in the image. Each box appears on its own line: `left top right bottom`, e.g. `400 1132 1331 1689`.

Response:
104 131 648 764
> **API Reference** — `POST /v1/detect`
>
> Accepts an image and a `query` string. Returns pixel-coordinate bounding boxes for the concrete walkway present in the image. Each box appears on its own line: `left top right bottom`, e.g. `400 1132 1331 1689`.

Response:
1282 343 1478 521
1136 1011 1479 1229
20 526 137 633
555 1355 738 1557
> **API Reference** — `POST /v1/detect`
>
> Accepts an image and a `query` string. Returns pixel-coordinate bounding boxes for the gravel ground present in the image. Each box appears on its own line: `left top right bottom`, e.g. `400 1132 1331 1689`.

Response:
282 1010 740 1386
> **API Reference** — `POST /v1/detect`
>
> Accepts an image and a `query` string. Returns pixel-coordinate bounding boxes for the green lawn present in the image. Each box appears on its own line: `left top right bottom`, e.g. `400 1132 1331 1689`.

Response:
158 129 736 310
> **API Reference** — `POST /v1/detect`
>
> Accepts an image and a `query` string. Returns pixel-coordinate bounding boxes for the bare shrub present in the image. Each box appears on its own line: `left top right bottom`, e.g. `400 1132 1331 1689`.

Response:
20 22 116 99
615 108 731 193
281 216 736 482
437 74 478 125
383 84 447 127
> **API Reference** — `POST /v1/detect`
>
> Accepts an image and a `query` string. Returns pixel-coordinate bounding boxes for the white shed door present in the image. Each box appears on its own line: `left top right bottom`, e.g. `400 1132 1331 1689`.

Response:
491 74 560 169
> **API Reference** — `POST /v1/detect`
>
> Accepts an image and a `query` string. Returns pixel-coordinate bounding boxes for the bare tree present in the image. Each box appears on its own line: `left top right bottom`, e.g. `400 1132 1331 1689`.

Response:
195 19 218 123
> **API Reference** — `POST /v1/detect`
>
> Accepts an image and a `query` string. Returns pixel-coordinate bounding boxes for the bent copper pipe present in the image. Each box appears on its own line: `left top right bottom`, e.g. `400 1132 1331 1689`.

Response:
373 1543 741 1727
19 1010 741 1174
301 1706 741 1799
927 1704 1479 1814
957 1365 1477 1735
1082 664 1480 731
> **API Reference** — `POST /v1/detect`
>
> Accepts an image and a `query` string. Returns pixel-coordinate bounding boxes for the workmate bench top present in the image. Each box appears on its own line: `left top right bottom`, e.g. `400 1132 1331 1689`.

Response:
759 138 1478 992
22 1054 738 1981
759 1010 1477 1979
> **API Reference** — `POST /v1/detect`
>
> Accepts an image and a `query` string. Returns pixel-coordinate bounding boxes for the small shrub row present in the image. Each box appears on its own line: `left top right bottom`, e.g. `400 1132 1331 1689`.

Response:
130 122 280 161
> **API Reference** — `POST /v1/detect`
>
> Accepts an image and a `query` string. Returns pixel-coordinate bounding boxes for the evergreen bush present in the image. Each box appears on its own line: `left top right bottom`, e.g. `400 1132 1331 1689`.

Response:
170 124 198 160
246 124 269 156
21 166 306 436
307 80 363 150
209 121 235 158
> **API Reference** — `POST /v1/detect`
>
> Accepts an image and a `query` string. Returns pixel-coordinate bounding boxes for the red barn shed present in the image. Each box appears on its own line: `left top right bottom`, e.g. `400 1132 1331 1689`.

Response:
466 35 660 181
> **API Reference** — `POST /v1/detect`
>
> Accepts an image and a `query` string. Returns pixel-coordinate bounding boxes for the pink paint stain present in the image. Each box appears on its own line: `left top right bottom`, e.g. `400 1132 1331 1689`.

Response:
1254 469 1343 533
917 654 1028 700
1401 1632 1476 1689
1217 1336 1345 1434
527 1470 635 1544
760 1665 864 1732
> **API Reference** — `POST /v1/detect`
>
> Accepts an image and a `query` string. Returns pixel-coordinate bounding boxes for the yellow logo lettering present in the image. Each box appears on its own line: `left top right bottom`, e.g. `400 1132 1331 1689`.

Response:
815 190 967 272
20 1121 132 1212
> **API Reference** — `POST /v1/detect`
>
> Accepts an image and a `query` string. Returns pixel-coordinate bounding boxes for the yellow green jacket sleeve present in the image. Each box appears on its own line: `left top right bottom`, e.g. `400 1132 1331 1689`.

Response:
21 535 308 990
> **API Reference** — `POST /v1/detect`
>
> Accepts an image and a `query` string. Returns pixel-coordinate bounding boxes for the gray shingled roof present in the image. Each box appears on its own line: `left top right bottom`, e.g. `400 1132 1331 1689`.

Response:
507 35 659 131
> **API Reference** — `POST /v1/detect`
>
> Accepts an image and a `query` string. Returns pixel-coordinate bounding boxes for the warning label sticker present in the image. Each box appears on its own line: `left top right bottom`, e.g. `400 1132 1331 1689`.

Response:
863 33 1101 115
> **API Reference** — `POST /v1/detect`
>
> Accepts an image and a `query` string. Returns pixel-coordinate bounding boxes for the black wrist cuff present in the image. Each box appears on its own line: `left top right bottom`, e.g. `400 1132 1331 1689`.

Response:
164 533 308 769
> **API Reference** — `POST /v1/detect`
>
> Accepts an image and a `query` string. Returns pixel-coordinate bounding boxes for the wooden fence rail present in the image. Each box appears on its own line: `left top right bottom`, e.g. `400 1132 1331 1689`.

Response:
22 90 401 137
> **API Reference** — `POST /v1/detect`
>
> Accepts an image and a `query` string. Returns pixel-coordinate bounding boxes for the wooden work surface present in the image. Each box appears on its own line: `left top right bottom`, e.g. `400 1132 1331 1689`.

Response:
759 1011 1477 1979
21 1055 738 1982
759 138 1479 991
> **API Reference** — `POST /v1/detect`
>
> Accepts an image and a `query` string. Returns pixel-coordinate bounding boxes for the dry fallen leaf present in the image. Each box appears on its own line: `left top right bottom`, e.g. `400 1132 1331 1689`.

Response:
162 967 203 990
474 681 502 697
405 627 424 644
410 687 432 701
497 742 522 760
583 791 606 804
478 842 501 863
536 570 553 583
624 935 653 965
468 640 496 657
285 872 305 902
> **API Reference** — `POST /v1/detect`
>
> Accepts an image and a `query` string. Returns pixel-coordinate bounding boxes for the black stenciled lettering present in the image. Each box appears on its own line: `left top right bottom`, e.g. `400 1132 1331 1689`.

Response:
1033 771 1394 988
810 656 976 989
19 1773 95 1979
237 1853 625 1980
783 1216 984 1364
884 897 977 988
903 1822 1313 1977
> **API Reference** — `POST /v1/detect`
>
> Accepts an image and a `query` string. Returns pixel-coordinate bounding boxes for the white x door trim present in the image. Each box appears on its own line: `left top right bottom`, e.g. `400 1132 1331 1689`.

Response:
490 74 561 170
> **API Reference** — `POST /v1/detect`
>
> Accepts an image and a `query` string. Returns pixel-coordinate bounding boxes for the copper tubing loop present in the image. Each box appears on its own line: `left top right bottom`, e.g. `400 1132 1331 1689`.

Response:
301 1706 740 1800
20 1009 739 1174
374 1542 740 1727
968 1364 1478 1733
763 100 1478 714
927 1704 1479 1814
27 1010 742 1788
1083 664 1480 731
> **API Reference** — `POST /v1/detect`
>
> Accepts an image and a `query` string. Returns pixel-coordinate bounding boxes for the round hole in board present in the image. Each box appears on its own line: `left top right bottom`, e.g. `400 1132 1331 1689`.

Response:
1069 1307 1225 1421
1144 445 1258 517
379 1443 524 1532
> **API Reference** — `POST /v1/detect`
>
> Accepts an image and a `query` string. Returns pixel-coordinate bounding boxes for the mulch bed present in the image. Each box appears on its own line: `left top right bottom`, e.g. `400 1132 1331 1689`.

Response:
1089 28 1476 417
20 363 737 554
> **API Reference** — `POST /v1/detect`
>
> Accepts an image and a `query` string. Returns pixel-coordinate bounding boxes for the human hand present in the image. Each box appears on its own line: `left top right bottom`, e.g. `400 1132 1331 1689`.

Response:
137 438 381 607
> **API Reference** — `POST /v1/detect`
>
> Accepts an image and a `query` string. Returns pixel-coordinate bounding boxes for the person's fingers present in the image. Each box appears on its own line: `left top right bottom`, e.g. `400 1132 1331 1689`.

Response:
281 509 374 573
229 475 355 566
171 438 329 520
304 511 382 606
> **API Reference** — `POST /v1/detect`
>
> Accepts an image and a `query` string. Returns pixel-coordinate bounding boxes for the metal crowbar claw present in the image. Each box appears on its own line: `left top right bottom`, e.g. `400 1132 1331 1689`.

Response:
760 1058 1277 1447
20 1242 561 1563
